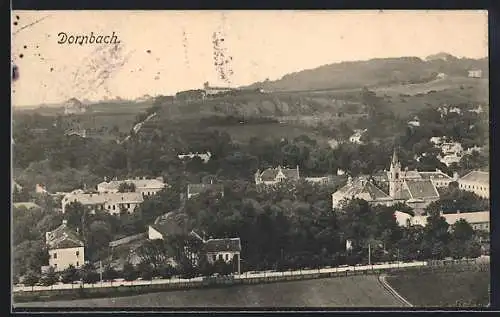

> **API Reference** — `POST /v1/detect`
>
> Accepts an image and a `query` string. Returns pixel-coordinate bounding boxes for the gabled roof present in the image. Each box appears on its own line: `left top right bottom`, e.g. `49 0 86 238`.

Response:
404 179 440 199
98 178 166 191
13 202 42 210
204 238 241 253
187 183 224 196
63 192 144 205
459 171 489 185
332 177 393 202
403 211 489 227
46 222 84 250
418 171 453 180
259 166 300 182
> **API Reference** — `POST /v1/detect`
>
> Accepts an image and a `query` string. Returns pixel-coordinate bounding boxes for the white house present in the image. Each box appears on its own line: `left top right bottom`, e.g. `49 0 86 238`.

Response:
97 177 167 197
177 151 212 163
45 220 85 272
438 154 462 167
458 171 489 199
394 210 490 233
468 70 483 78
64 98 88 115
349 129 367 144
61 192 144 214
255 166 300 186
205 237 241 274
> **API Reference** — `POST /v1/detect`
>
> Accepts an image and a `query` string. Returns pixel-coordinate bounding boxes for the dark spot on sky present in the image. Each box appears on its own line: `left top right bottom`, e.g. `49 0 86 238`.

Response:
24 45 27 49
16 15 20 20
19 54 24 59
36 45 39 49
146 50 151 54
50 67 54 72
13 21 18 26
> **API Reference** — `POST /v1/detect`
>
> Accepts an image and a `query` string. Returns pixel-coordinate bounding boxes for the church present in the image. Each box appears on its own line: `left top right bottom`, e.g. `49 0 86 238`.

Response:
332 148 457 215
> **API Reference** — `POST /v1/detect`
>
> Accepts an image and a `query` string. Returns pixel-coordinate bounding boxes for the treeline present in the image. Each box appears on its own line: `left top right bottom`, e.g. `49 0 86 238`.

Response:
198 115 278 127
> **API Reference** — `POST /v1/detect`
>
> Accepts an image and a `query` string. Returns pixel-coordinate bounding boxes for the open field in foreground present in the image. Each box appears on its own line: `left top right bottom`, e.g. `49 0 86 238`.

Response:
14 275 402 308
386 269 490 307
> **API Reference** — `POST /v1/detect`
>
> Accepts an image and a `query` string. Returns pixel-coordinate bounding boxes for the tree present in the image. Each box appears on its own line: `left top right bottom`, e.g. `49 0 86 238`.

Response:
118 182 136 193
158 264 177 279
122 262 138 281
23 270 40 290
137 261 154 280
40 266 59 286
61 265 79 284
79 263 100 284
102 264 120 281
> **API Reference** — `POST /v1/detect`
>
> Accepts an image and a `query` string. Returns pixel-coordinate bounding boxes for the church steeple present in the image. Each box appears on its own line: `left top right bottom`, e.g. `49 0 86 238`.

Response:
389 146 403 198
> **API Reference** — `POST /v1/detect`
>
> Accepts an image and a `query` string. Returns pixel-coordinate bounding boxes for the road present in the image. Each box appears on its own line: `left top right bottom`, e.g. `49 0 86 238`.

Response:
12 261 427 293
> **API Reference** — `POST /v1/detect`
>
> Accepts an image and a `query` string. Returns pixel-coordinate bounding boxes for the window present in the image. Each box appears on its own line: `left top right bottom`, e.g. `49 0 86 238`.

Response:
225 254 229 261
53 253 57 259
76 251 79 256
127 203 130 208
212 254 216 261
113 205 116 210
218 254 223 261
54 264 57 268
76 261 79 267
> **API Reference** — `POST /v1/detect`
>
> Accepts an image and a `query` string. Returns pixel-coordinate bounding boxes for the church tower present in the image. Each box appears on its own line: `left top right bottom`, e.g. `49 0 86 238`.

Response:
389 147 403 198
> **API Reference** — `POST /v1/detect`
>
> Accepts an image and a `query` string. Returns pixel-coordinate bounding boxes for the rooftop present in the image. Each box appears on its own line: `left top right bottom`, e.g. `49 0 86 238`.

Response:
63 192 144 205
258 166 300 182
46 222 84 249
13 202 42 210
150 212 189 238
405 179 440 199
98 178 166 191
459 171 489 185
332 177 393 202
204 238 241 253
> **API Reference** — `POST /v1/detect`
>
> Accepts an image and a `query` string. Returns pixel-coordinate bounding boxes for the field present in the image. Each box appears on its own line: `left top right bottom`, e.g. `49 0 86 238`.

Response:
386 269 490 307
373 77 487 96
14 275 402 308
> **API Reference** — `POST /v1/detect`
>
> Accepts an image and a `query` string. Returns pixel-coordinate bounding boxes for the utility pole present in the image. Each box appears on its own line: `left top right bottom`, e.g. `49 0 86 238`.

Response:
99 260 103 286
368 243 371 266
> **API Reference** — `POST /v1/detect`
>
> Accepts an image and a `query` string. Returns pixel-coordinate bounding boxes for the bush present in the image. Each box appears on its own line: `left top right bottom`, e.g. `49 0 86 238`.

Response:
39 267 59 286
23 270 40 289
61 265 79 284
80 263 100 284
102 265 120 281
158 264 177 279
122 262 138 281
138 261 154 280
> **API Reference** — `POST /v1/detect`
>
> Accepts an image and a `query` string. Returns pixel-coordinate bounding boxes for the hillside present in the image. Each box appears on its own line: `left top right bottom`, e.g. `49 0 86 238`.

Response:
244 54 488 92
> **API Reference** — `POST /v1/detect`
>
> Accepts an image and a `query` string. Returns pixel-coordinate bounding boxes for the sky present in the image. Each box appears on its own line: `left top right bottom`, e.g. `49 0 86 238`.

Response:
11 10 488 106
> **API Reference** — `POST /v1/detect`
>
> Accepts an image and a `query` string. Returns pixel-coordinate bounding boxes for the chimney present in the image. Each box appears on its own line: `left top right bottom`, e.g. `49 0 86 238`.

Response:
62 219 68 226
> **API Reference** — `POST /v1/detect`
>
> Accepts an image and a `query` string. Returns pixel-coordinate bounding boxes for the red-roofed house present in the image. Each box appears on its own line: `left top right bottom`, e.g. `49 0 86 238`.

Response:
255 165 300 186
45 220 85 272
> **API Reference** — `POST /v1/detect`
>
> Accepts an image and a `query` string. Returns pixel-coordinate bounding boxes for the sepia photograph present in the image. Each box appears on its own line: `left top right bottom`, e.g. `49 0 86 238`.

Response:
11 10 490 309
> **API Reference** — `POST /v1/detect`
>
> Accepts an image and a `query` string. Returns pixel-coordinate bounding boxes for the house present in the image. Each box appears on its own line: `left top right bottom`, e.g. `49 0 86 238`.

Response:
418 170 459 188
203 81 237 97
430 136 444 145
441 142 463 155
64 129 87 138
436 72 447 79
394 210 490 233
304 176 333 186
204 237 241 274
45 220 85 272
332 148 442 215
469 105 484 114
468 69 482 78
175 89 206 101
148 212 189 240
35 184 48 194
438 154 462 167
458 171 489 199
64 98 88 115
177 151 212 163
97 177 167 197
332 176 394 210
349 129 367 144
61 192 144 214
255 165 300 186
13 202 42 211
407 117 420 127
187 183 225 199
